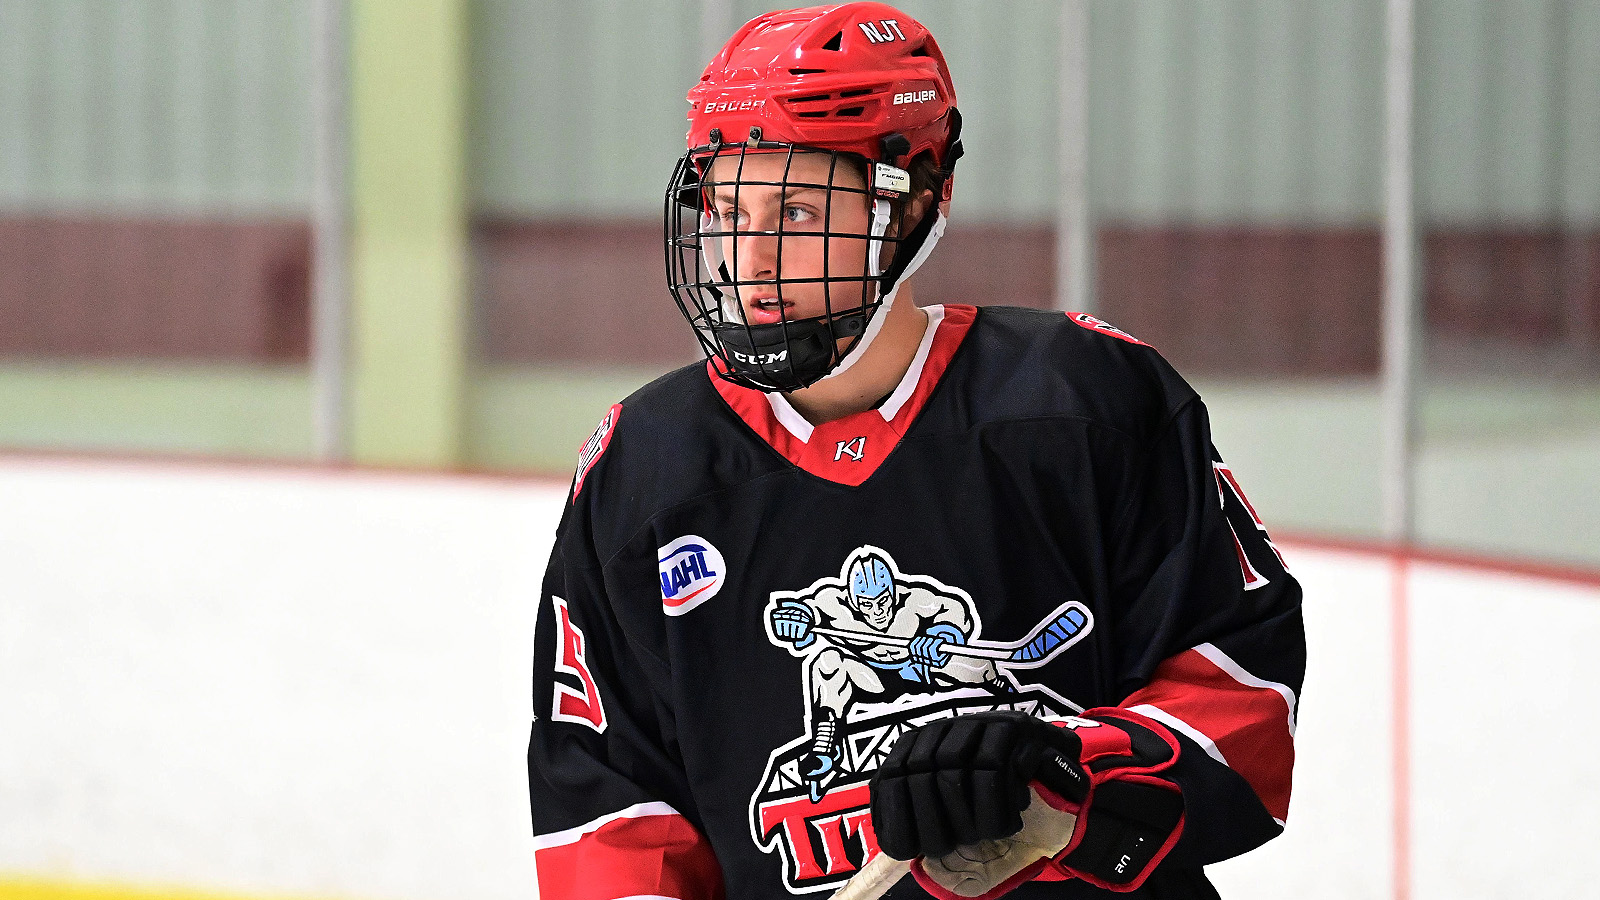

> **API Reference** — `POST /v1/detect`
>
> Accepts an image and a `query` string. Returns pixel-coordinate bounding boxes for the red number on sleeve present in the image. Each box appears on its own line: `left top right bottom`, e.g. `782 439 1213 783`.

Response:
551 596 607 732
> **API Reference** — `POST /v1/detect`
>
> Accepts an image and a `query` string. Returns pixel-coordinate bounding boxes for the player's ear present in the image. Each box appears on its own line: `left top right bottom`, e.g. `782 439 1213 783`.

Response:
899 188 937 237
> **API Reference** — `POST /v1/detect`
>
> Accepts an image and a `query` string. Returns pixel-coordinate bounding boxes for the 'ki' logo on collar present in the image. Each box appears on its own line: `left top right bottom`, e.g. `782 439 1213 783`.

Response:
834 436 866 462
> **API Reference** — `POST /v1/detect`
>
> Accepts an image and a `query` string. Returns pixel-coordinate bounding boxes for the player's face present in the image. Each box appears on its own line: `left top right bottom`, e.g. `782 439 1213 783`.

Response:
706 151 874 327
851 587 896 631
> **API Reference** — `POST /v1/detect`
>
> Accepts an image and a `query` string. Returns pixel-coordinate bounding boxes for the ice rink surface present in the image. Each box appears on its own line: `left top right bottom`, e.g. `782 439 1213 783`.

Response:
0 459 560 900
2 457 1597 900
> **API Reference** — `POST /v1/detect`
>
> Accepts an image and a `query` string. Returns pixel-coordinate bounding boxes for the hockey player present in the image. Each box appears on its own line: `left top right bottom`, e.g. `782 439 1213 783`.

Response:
529 4 1305 899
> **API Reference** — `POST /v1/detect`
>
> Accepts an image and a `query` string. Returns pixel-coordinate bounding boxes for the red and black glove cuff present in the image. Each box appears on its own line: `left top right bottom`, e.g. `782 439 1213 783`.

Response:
1031 709 1186 892
866 709 1185 896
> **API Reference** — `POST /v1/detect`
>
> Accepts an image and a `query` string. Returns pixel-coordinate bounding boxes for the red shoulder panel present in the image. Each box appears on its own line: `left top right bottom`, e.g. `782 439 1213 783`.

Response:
572 403 621 501
1066 312 1150 347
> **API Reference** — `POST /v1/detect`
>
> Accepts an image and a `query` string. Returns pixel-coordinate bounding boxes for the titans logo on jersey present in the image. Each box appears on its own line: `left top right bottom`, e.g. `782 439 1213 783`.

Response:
751 546 1093 893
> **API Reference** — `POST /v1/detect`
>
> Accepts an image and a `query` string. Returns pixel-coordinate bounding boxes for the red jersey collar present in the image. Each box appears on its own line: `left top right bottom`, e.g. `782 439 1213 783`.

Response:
709 304 977 486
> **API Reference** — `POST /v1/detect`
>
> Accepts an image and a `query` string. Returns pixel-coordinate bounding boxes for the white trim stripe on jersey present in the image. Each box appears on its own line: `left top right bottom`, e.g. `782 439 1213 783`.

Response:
878 304 947 421
1194 642 1299 737
531 800 683 850
764 391 815 443
763 302 949 441
1127 703 1229 768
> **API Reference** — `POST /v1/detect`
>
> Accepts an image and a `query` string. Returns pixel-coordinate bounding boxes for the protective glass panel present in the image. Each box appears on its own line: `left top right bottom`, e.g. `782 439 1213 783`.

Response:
0 0 317 459
1414 0 1600 567
1090 0 1387 540
466 0 703 472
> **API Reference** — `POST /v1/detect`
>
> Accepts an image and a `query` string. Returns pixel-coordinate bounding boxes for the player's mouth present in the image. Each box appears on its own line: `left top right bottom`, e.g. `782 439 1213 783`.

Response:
743 294 794 326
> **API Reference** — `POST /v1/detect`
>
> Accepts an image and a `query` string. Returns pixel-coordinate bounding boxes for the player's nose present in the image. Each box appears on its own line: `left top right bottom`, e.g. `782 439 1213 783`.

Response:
732 228 778 282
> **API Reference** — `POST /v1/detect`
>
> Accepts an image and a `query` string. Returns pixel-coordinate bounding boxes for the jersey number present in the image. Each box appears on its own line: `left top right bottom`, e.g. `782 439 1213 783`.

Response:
1213 461 1287 591
551 596 607 732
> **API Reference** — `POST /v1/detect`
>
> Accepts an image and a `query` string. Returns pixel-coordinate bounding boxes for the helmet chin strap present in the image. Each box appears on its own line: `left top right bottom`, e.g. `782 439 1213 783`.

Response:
821 203 947 382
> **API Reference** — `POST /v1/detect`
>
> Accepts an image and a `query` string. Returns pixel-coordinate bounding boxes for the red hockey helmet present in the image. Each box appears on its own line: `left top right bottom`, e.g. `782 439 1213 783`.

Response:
666 3 965 393
687 2 959 178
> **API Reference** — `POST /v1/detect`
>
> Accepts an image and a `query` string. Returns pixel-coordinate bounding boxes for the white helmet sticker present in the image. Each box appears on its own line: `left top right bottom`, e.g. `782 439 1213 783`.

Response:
873 162 911 195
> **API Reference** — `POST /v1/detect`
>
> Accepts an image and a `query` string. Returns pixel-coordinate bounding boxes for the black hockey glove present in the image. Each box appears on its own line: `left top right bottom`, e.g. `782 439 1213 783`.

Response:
868 709 1186 894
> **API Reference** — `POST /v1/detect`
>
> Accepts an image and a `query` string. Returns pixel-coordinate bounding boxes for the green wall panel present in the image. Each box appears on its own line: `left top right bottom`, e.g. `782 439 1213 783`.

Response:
349 0 470 467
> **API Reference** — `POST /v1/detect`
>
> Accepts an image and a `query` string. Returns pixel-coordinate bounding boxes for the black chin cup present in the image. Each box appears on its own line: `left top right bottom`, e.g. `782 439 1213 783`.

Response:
712 309 869 392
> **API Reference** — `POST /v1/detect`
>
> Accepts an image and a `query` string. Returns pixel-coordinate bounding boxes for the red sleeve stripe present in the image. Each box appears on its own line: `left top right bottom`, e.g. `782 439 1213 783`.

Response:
1195 642 1298 736
1124 702 1286 827
1121 645 1296 823
534 802 724 900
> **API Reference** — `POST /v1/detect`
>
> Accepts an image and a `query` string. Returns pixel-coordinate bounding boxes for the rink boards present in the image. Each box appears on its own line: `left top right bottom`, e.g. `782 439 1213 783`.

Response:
1 457 1596 900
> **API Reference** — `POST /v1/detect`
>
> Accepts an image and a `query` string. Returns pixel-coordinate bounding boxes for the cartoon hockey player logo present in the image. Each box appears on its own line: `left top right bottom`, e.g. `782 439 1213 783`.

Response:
749 546 1095 893
766 549 1021 800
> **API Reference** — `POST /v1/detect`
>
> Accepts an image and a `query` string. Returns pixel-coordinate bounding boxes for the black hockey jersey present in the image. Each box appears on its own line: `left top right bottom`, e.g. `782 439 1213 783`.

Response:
528 305 1305 899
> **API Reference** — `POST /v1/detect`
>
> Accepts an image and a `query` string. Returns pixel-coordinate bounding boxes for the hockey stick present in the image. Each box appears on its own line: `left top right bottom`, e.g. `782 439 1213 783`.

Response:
830 784 1080 900
830 854 911 900
808 600 1091 668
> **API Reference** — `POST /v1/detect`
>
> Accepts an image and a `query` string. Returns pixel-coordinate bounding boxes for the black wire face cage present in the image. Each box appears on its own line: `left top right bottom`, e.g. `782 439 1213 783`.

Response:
665 133 910 393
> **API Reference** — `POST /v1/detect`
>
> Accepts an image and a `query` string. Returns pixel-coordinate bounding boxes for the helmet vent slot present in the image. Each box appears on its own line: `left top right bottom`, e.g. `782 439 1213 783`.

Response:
789 68 826 75
822 31 843 51
910 45 931 57
796 111 828 118
836 106 865 117
784 93 832 104
838 88 873 98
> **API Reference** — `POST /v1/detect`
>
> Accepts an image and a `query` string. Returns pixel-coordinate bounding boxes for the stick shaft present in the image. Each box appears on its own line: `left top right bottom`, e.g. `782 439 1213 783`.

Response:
831 854 912 900
807 600 1088 667
810 626 1014 660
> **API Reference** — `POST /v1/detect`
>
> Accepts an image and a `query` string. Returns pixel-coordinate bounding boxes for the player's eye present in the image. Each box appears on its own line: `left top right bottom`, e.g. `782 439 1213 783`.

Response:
783 205 817 226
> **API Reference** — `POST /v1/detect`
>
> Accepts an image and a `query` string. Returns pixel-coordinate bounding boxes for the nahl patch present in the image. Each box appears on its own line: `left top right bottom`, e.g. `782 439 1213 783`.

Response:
658 535 726 617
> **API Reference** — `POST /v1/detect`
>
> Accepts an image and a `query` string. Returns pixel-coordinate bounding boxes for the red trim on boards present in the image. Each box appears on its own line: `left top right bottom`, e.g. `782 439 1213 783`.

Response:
0 447 572 488
1390 554 1411 900
1278 532 1600 590
4 456 1599 589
